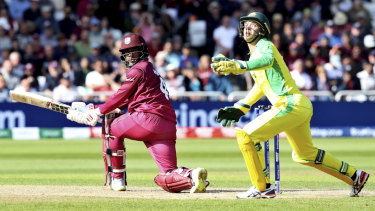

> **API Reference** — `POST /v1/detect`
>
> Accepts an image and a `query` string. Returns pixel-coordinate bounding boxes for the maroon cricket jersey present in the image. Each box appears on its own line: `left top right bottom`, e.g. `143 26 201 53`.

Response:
97 60 177 123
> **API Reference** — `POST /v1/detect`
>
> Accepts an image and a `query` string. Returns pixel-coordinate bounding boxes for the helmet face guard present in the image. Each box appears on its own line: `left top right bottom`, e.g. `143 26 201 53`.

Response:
120 45 149 68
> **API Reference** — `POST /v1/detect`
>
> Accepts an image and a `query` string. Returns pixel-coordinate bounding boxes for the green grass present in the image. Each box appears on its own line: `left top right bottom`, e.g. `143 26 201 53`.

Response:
0 138 374 210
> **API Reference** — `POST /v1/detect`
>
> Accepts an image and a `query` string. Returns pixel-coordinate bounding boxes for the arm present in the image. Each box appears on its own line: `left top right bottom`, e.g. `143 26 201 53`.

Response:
216 83 263 127
245 42 274 71
97 68 142 114
211 41 274 75
234 83 264 114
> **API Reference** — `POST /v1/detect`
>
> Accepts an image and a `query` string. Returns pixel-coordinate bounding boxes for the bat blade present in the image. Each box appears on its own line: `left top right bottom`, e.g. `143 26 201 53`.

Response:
9 90 70 114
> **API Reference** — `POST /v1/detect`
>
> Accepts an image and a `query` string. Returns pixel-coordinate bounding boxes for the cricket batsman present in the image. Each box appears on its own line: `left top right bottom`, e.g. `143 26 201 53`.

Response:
66 33 208 193
211 12 370 199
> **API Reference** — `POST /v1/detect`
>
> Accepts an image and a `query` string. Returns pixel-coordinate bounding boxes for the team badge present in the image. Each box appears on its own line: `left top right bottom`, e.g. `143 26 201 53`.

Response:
124 37 131 45
249 12 256 17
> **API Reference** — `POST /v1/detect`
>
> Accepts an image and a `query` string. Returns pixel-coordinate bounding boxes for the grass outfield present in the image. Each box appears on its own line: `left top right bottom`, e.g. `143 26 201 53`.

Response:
0 138 374 210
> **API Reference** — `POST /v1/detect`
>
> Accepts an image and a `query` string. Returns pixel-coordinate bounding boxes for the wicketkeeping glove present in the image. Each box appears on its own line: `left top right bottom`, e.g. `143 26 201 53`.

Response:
211 54 247 75
216 106 245 127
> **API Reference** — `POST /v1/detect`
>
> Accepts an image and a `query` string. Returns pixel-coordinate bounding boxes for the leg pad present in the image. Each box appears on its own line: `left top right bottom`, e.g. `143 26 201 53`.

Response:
236 128 267 191
154 171 193 193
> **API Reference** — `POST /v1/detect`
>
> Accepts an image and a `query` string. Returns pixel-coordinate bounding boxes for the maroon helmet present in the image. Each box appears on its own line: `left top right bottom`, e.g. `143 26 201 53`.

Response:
119 33 149 67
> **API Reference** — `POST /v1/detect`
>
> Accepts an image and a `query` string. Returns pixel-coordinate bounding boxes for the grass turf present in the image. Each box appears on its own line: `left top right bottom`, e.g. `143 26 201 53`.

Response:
0 138 374 210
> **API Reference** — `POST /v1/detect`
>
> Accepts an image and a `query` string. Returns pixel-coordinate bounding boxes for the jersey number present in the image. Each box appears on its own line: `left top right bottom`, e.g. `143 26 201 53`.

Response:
153 68 169 100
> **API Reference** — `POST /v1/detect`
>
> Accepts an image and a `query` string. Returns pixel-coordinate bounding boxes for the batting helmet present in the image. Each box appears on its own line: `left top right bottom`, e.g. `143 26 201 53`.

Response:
119 33 149 67
239 12 271 40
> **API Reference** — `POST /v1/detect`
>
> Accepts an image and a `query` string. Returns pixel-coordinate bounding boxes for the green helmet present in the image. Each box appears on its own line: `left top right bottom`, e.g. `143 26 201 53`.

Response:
239 12 271 39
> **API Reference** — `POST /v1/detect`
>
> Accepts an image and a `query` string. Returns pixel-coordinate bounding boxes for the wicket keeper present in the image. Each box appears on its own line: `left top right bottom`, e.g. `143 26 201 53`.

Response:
211 12 370 199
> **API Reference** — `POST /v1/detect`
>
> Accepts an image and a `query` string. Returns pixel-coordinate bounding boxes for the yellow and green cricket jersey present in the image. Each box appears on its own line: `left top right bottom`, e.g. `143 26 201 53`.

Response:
241 38 312 116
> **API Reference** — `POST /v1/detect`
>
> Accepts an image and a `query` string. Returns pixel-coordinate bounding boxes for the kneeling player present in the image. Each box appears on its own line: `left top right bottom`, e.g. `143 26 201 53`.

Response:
67 33 208 193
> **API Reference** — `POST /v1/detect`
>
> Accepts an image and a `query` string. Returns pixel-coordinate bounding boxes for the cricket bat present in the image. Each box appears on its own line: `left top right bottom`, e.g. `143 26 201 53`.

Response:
9 90 102 123
9 90 71 114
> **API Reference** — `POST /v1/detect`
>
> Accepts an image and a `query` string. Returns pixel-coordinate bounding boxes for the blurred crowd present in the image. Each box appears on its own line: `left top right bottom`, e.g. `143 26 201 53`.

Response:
1 0 375 103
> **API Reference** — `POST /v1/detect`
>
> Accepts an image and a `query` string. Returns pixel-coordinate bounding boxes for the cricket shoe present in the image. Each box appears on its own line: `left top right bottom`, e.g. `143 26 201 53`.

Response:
110 177 126 191
236 185 276 199
349 170 370 197
190 168 208 193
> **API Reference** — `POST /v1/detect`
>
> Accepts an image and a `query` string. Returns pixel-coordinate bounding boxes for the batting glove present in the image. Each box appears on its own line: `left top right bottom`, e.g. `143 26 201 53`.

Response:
67 107 101 126
211 54 247 75
216 106 245 127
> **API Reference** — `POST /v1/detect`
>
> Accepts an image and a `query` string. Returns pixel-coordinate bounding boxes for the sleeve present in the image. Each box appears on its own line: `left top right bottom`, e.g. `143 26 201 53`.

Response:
245 41 274 71
234 83 264 114
97 68 142 114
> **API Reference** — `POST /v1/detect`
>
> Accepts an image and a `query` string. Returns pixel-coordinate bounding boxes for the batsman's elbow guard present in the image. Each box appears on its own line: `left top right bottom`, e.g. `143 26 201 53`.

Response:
154 172 193 193
234 101 251 114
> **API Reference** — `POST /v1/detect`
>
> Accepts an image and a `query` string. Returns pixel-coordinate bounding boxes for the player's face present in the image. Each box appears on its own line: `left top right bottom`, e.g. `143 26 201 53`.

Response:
243 21 260 42
120 50 141 67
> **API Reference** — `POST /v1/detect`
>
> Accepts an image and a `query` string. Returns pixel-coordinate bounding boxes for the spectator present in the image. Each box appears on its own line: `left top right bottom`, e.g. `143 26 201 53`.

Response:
16 22 32 49
152 51 166 77
0 59 19 90
53 73 80 102
333 11 350 35
281 22 294 48
290 59 313 91
34 5 60 34
0 74 10 102
271 13 284 36
58 6 77 39
89 17 105 46
8 51 23 78
340 32 352 57
350 22 366 47
138 12 154 43
14 75 38 93
74 29 91 58
357 62 375 91
182 65 203 101
87 42 102 64
301 8 314 39
179 43 198 69
123 2 142 33
197 54 212 86
85 58 111 92
205 71 232 101
213 15 237 58
147 32 163 58
71 15 90 41
368 50 375 73
22 43 38 69
318 20 342 48
79 57 90 77
40 24 58 47
0 8 14 36
31 34 45 59
162 40 180 68
22 62 39 89
205 1 222 56
43 61 61 96
284 42 303 69
0 46 10 65
100 16 122 42
9 0 30 20
315 64 330 91
164 63 185 101
324 54 344 92
23 0 41 22
348 0 372 28
0 25 11 50
53 33 71 60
